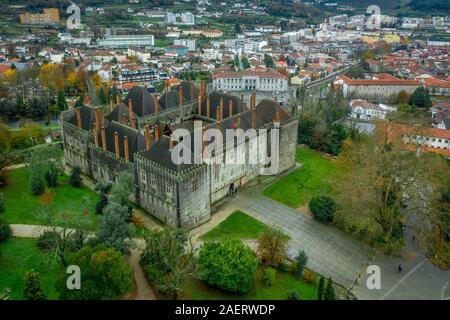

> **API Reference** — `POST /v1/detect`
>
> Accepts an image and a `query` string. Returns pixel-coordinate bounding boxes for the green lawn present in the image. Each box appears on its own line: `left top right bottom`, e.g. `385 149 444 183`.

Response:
182 268 317 300
0 238 63 300
200 211 270 241
264 147 345 208
0 168 99 229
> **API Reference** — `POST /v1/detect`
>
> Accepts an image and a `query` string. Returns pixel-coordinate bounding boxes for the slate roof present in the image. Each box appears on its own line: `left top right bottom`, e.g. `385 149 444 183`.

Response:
123 86 158 117
198 92 244 120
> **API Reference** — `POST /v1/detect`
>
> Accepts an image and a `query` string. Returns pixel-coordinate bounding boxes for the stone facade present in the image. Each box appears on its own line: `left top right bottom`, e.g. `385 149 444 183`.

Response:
61 81 298 229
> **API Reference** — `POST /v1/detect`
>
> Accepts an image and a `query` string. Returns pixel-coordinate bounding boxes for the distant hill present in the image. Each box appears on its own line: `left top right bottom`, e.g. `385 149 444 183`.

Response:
333 0 450 14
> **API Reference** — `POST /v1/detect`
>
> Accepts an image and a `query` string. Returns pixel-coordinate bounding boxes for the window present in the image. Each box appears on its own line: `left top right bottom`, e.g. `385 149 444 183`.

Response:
192 179 198 191
166 184 172 195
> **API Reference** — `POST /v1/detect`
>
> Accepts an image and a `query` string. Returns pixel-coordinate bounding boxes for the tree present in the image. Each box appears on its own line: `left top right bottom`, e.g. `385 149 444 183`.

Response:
57 89 68 112
69 166 82 188
263 268 276 286
264 54 274 68
409 87 432 109
0 123 12 153
94 201 134 255
0 217 12 243
324 277 336 300
317 276 325 300
56 245 134 300
140 227 197 299
257 227 288 267
23 270 47 300
309 196 337 223
335 124 450 255
29 171 45 196
198 239 258 293
16 94 27 117
295 250 308 278
396 90 410 104
108 172 134 217
0 193 4 212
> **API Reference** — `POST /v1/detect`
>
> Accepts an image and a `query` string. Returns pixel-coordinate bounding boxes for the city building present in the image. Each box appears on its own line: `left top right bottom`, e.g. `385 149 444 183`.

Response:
97 35 155 48
174 39 197 51
349 99 396 121
213 69 288 93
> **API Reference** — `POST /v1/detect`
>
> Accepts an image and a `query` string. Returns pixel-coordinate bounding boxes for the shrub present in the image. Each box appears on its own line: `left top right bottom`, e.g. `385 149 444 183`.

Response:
295 250 308 278
56 245 134 300
308 196 336 223
257 227 288 267
44 168 58 188
0 193 4 213
324 277 336 300
263 268 276 286
95 192 108 214
278 261 289 273
0 217 12 243
198 239 258 294
130 212 145 228
317 276 325 300
23 270 47 300
69 167 82 188
37 231 61 251
303 270 317 284
287 291 300 300
29 171 45 196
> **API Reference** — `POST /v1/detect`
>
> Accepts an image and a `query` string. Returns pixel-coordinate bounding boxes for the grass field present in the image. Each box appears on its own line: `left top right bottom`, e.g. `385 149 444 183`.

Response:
200 211 270 241
0 167 99 229
0 238 63 300
264 147 345 208
182 268 317 300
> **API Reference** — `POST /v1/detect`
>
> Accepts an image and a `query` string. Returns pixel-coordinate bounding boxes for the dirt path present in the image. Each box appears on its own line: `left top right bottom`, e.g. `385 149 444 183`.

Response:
128 248 157 300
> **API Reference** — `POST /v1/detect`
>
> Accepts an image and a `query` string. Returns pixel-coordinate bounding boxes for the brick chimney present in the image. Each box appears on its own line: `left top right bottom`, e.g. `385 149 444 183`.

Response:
93 124 99 147
101 108 105 127
154 125 160 142
206 95 210 118
114 132 120 158
110 97 114 112
273 107 281 126
101 126 107 151
198 95 202 115
131 116 136 129
219 98 223 121
154 93 159 114
243 102 247 112
128 99 133 120
252 104 256 129
116 94 121 106
229 99 233 118
124 136 129 162
94 108 99 131
76 108 82 128
169 134 175 151
178 86 184 106
145 125 151 151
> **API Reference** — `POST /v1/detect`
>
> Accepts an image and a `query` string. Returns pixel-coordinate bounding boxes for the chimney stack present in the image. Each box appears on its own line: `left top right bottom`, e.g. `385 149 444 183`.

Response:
154 125 160 142
114 132 120 158
251 104 256 129
154 93 159 114
198 95 202 115
273 107 281 126
169 135 175 151
93 124 99 147
76 108 82 128
243 102 247 112
128 99 133 119
94 108 99 131
178 86 184 106
219 98 223 121
131 116 136 129
206 95 210 118
110 97 114 112
124 136 129 162
101 108 105 128
116 94 121 106
145 125 151 151
229 99 233 118
101 126 107 151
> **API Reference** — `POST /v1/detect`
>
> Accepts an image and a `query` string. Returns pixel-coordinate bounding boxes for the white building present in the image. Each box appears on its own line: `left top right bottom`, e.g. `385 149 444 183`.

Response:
174 39 196 51
349 99 396 121
212 70 288 92
165 12 176 24
97 35 154 48
202 48 222 61
127 48 151 63
181 12 195 25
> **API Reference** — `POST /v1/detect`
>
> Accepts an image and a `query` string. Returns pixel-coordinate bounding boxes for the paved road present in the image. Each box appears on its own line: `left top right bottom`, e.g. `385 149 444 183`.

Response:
229 178 450 300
